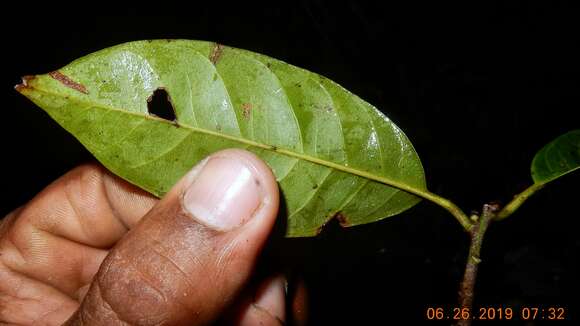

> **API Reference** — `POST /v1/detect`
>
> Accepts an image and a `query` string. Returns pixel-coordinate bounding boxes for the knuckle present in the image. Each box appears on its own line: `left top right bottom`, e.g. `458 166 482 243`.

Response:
0 207 22 238
62 164 105 207
0 218 38 273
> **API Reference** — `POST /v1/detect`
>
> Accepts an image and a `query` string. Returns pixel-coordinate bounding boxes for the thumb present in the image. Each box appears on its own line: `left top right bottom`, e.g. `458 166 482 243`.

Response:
66 149 280 325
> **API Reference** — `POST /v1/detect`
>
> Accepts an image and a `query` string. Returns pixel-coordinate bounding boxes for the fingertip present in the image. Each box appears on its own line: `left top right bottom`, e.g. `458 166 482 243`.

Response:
230 275 286 326
212 149 280 235
253 274 286 322
178 148 280 234
101 169 158 227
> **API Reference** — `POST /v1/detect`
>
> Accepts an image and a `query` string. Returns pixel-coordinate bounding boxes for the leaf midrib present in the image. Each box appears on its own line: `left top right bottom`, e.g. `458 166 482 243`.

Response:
26 84 431 200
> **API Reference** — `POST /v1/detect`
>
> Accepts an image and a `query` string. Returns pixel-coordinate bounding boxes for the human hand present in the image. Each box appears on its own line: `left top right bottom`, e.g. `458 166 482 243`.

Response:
0 149 298 325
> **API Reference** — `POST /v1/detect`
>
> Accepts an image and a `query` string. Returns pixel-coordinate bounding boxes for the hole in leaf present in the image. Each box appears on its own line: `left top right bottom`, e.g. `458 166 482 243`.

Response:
147 88 176 121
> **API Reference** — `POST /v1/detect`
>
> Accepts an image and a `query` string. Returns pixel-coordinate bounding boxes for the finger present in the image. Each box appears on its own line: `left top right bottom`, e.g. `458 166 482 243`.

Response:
67 149 280 325
227 274 308 326
230 275 286 326
288 277 309 326
0 164 157 299
0 260 79 325
18 163 157 247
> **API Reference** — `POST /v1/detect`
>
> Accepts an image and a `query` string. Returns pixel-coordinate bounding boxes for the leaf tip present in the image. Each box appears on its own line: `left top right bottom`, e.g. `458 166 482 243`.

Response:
14 75 36 93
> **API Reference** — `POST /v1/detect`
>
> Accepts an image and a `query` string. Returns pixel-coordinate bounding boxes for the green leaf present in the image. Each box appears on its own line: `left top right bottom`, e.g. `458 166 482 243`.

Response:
16 40 427 237
531 130 580 184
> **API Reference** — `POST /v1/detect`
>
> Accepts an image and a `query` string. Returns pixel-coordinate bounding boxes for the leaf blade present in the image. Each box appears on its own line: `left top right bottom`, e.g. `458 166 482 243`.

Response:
18 40 427 237
531 130 580 184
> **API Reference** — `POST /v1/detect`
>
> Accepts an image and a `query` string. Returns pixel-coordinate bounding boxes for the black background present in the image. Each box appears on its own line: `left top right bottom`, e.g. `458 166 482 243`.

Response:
2 2 579 324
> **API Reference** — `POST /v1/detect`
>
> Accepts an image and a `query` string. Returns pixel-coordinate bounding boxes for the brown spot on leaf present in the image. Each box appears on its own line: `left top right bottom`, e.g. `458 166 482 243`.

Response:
22 75 35 83
315 211 350 234
209 43 224 65
241 103 252 119
334 212 349 227
14 75 36 92
49 71 89 94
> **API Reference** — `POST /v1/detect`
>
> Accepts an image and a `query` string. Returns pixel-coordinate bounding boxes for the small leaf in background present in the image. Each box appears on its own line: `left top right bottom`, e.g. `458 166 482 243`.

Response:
16 40 427 237
531 130 580 184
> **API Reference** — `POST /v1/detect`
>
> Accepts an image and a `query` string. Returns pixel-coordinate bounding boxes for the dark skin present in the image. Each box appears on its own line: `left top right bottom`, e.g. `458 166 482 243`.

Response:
0 149 305 325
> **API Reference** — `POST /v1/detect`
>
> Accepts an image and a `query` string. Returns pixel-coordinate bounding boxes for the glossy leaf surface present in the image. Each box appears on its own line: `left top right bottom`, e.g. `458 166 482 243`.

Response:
532 130 580 184
17 40 427 237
